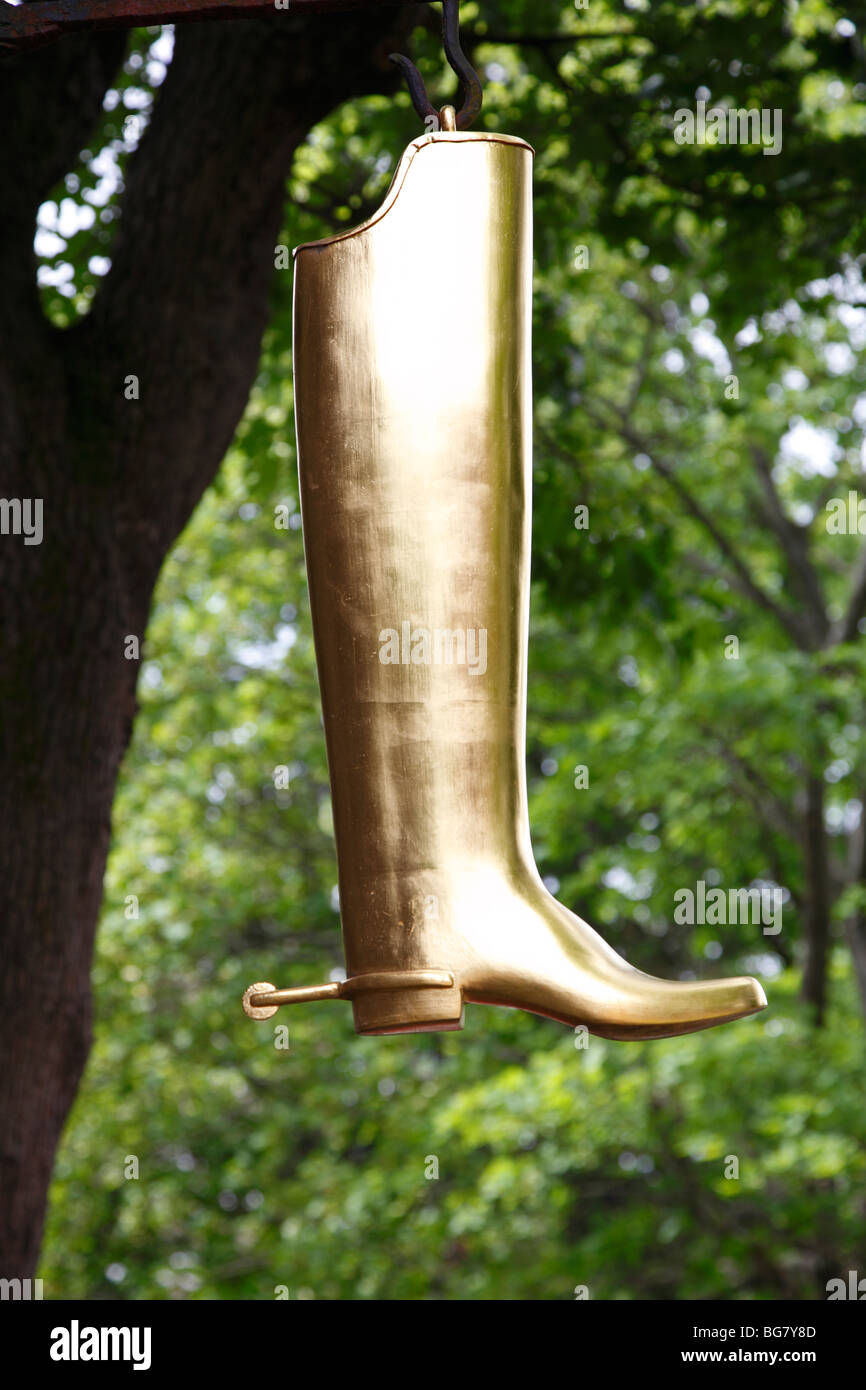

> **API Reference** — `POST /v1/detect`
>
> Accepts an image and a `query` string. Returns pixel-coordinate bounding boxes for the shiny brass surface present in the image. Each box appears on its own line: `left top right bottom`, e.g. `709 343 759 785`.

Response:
242 981 281 1020
244 127 767 1038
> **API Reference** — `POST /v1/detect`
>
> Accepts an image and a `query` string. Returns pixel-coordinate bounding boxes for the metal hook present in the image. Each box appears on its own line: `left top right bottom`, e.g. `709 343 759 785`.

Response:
389 0 483 132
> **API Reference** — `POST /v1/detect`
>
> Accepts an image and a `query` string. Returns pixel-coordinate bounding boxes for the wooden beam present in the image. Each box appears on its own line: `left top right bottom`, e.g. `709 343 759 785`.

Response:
0 0 408 52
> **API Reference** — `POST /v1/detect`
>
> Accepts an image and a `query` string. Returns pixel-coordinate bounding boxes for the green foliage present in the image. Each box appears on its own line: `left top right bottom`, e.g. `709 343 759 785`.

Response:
35 1 866 1298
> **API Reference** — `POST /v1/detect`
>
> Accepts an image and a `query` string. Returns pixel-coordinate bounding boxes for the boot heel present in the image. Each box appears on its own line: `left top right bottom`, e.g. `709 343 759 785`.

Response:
345 971 464 1036
243 969 464 1035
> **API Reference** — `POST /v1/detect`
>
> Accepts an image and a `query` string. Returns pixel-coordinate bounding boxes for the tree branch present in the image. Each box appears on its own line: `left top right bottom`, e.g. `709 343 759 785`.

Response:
0 31 126 259
66 9 409 556
826 541 866 647
470 29 638 47
585 398 815 650
706 730 801 848
749 442 829 644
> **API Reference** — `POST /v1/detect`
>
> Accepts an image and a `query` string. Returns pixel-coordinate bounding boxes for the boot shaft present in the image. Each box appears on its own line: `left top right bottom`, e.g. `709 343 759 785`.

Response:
293 131 535 982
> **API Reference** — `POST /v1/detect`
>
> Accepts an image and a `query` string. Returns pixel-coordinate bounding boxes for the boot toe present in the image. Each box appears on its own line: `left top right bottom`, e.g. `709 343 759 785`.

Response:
588 971 768 1040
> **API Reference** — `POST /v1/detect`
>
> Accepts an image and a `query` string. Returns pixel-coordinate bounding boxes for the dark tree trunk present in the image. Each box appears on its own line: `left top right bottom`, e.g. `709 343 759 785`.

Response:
843 806 866 1024
846 914 866 1023
800 773 831 1025
0 6 410 1278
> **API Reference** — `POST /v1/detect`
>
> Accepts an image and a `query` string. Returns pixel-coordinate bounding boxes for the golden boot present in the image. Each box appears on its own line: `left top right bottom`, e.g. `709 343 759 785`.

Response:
245 127 767 1039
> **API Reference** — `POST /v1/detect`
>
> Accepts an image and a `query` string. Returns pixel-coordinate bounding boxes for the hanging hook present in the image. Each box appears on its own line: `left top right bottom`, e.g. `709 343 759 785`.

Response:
389 0 483 132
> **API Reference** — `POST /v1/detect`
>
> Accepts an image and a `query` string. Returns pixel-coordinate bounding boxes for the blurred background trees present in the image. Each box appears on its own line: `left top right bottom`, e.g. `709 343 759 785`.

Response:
21 0 866 1296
